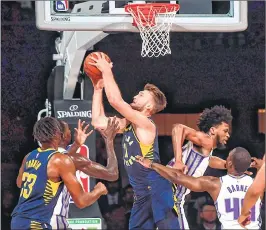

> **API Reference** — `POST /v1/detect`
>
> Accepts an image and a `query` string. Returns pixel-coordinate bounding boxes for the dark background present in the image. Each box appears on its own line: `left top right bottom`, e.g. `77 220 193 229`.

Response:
1 1 265 230
2 1 264 167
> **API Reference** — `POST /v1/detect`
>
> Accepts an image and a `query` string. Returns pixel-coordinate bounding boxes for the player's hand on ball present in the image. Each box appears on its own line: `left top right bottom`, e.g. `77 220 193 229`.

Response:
89 52 113 73
135 155 152 168
94 182 108 195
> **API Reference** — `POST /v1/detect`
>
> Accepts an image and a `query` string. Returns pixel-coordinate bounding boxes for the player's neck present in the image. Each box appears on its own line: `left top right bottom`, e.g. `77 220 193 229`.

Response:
227 171 243 177
41 142 58 150
206 132 216 149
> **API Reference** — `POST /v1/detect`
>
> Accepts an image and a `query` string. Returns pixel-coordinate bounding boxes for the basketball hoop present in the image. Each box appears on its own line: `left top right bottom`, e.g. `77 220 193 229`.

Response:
125 3 180 58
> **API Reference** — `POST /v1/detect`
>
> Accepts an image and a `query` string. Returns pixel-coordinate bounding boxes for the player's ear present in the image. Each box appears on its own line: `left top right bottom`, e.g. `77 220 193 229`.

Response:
145 103 152 109
209 127 216 136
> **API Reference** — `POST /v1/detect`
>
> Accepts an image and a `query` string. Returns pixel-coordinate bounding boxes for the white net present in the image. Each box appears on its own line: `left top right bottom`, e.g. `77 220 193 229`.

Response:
126 4 179 58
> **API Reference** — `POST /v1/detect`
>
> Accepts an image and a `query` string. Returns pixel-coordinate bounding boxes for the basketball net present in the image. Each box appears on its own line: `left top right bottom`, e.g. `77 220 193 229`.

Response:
125 4 180 58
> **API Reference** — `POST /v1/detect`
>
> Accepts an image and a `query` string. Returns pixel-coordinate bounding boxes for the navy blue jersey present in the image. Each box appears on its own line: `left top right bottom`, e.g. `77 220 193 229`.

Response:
122 120 163 196
12 148 64 229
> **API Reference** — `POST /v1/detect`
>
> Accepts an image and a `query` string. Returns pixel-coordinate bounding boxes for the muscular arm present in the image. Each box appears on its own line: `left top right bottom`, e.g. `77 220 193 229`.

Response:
91 87 126 132
151 162 220 200
101 69 154 130
240 163 265 216
55 154 105 209
209 156 226 169
172 124 211 162
16 153 29 188
70 138 118 181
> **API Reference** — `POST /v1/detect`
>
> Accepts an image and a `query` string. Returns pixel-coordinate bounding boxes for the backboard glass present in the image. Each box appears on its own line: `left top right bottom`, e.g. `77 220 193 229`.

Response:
36 1 248 32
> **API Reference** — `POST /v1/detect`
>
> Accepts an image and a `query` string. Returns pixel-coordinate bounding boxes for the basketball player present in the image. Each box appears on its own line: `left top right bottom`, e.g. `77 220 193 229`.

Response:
136 147 262 229
90 53 179 229
167 105 232 229
11 117 107 230
238 162 265 228
50 118 120 229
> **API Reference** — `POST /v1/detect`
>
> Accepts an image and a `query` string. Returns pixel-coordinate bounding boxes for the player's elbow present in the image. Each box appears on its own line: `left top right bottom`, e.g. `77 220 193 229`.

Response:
172 123 183 134
74 199 87 209
107 172 119 182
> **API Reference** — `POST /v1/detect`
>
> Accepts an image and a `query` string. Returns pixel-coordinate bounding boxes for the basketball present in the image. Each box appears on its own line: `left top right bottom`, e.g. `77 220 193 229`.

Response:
83 52 111 84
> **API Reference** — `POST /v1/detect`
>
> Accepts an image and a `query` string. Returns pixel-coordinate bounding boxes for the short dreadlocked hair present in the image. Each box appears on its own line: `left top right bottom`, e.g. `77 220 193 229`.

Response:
197 105 232 133
231 147 251 174
33 117 63 143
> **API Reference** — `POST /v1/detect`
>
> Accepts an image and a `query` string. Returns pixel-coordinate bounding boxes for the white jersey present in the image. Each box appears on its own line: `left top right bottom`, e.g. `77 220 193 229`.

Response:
168 141 213 199
167 141 213 230
50 147 71 229
216 174 261 229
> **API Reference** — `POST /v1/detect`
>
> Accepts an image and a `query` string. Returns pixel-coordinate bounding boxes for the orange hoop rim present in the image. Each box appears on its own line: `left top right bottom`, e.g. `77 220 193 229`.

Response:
125 3 180 27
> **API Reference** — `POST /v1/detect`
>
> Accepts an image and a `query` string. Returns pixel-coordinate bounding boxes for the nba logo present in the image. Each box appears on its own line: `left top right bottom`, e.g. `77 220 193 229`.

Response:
55 0 69 12
69 145 90 203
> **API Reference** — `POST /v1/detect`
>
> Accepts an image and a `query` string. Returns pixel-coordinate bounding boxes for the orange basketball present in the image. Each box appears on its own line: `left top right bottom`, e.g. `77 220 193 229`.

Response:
83 52 111 84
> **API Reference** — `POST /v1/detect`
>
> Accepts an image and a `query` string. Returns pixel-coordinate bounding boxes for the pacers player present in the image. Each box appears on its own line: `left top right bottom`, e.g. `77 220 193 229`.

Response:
167 105 233 229
238 161 265 228
90 53 179 229
11 117 107 229
137 147 262 229
51 118 119 229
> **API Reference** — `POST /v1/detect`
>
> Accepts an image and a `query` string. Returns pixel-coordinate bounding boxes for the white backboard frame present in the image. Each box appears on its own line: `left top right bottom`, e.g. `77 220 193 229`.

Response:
36 1 248 32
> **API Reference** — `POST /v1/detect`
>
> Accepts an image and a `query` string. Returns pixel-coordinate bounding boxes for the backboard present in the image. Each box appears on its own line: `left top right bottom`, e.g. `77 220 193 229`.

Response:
36 1 248 32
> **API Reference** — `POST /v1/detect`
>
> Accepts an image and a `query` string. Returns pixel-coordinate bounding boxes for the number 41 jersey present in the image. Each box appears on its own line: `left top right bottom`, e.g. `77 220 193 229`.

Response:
215 174 261 229
12 148 64 229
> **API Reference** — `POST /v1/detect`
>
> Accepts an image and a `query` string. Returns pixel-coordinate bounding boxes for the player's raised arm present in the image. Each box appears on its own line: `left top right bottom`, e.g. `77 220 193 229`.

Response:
89 53 157 131
91 77 126 132
136 156 220 200
70 117 120 181
52 153 107 209
172 124 212 172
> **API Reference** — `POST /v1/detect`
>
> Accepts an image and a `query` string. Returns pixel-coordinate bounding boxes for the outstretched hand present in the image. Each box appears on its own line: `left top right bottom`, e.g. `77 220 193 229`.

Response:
74 119 94 146
97 117 119 141
88 52 113 73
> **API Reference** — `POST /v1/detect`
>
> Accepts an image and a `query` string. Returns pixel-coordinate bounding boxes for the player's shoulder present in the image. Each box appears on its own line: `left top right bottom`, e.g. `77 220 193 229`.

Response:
49 152 73 166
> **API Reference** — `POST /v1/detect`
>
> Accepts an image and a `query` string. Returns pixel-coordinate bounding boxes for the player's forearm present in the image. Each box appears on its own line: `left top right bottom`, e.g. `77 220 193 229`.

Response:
209 156 226 169
241 165 265 215
172 124 186 162
67 142 81 155
104 139 119 181
151 163 181 184
92 89 107 128
152 163 207 192
76 188 103 209
101 69 123 105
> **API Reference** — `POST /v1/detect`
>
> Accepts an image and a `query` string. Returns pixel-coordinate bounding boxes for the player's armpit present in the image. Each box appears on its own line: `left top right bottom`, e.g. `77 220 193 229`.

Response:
54 154 107 209
16 153 29 188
